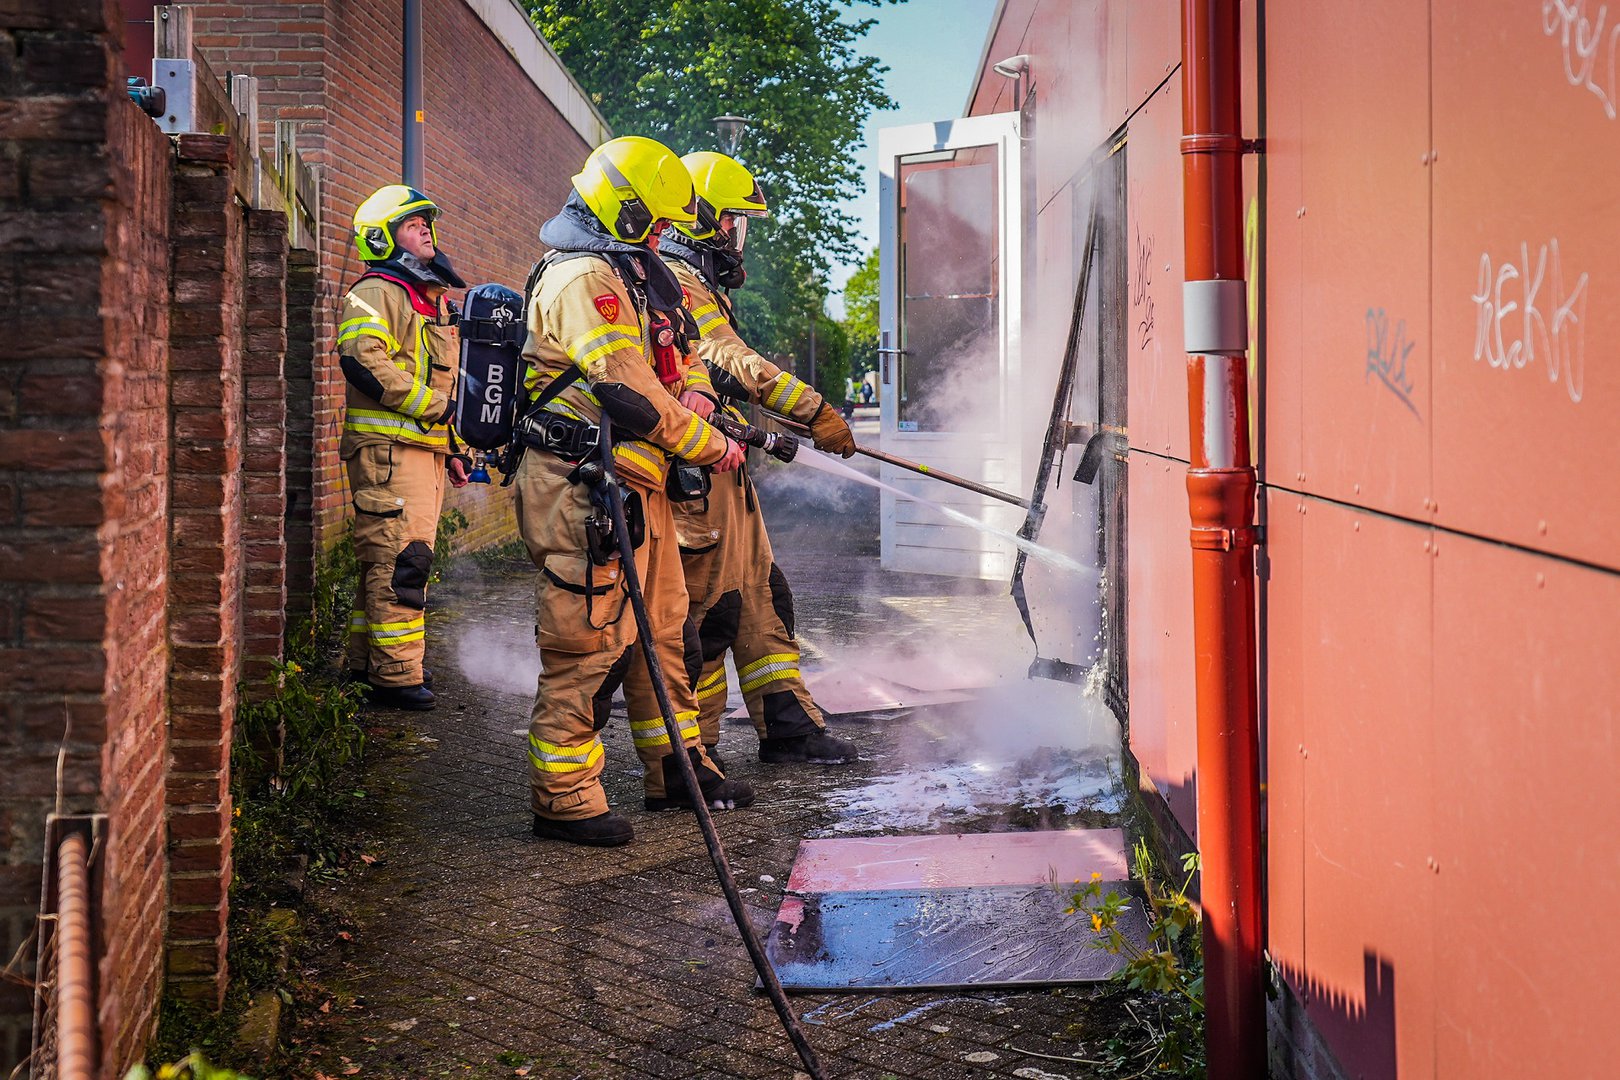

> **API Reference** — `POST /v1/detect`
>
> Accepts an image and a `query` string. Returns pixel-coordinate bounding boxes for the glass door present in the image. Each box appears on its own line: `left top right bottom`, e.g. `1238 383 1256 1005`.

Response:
877 113 1022 578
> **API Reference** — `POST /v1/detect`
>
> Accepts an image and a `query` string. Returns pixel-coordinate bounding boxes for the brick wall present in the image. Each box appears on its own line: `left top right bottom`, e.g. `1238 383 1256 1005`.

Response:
182 0 596 565
284 247 319 621
0 0 175 1073
242 209 290 687
163 133 248 1007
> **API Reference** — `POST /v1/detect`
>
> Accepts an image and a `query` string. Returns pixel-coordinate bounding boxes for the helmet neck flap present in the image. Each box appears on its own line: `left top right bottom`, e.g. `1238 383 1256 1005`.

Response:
540 193 685 313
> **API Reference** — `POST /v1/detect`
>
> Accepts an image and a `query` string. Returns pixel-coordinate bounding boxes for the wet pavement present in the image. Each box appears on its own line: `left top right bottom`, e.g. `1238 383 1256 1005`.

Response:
290 413 1130 1079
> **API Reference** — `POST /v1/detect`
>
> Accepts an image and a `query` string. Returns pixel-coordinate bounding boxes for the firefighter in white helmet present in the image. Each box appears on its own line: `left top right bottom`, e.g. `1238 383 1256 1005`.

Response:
339 185 470 711
660 151 858 766
516 136 753 847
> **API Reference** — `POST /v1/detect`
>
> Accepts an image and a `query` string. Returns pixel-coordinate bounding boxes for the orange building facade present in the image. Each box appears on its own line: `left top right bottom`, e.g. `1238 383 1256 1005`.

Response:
948 2 1620 1075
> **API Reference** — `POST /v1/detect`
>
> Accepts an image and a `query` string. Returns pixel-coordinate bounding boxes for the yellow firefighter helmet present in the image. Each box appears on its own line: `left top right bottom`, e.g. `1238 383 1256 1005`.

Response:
677 151 770 242
572 136 698 244
353 184 442 262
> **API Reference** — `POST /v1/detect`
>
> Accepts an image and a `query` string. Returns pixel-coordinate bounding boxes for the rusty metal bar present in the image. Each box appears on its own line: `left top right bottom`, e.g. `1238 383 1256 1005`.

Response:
1179 1 1265 1076
55 830 94 1080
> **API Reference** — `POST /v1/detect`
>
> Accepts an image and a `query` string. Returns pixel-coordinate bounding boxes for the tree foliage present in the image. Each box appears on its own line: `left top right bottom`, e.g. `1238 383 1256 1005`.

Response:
527 0 897 388
842 246 880 376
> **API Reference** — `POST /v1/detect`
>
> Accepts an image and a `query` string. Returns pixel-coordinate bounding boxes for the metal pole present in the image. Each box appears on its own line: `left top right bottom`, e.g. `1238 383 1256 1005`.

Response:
402 0 423 186
1180 1 1264 1076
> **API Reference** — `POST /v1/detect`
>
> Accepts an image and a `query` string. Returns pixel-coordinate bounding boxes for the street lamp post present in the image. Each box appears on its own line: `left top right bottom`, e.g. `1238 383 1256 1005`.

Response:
712 114 752 156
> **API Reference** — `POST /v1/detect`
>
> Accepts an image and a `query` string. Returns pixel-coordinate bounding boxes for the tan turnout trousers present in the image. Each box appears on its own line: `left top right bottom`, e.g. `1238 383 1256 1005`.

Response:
517 452 718 819
675 421 824 747
343 444 446 685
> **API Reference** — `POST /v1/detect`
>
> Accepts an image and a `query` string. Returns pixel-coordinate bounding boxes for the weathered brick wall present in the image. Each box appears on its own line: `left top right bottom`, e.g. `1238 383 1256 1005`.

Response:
284 247 319 621
242 209 290 688
164 133 247 1006
0 0 175 1073
182 0 596 564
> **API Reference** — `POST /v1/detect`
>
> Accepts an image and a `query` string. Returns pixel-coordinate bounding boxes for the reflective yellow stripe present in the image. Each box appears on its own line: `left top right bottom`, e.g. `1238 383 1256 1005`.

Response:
348 610 367 632
368 615 425 646
566 322 643 367
613 440 667 483
528 733 604 773
345 408 449 448
400 379 434 419
543 401 587 422
691 303 726 334
338 317 401 353
739 652 800 694
674 414 712 460
695 667 728 701
766 375 808 414
684 366 714 391
629 712 701 748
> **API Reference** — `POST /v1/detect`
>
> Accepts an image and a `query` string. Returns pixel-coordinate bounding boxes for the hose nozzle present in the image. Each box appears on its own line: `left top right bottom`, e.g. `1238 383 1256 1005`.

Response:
712 414 798 463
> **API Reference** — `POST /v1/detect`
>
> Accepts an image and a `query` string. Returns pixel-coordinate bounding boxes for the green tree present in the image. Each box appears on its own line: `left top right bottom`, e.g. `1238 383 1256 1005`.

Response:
527 0 898 394
842 246 880 378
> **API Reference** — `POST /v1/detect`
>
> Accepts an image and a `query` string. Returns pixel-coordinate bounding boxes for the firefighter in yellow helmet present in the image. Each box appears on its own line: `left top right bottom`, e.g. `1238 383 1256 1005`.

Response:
660 151 858 766
339 185 469 711
516 136 753 847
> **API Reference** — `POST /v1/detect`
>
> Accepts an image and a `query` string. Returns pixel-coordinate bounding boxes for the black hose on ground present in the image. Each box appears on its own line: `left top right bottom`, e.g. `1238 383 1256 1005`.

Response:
592 414 826 1080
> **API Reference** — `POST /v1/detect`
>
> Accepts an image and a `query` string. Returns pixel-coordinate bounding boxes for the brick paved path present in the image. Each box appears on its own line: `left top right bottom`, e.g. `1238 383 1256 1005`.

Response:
292 452 1128 1080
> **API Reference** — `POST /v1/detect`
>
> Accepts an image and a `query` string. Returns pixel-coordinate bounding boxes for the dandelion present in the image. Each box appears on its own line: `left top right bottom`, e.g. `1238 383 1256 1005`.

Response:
1090 871 1103 881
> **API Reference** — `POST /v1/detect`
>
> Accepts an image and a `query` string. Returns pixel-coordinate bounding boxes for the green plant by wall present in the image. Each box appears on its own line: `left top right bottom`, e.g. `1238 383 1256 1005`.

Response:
1068 840 1206 1077
432 506 470 583
151 541 369 1071
125 1052 253 1080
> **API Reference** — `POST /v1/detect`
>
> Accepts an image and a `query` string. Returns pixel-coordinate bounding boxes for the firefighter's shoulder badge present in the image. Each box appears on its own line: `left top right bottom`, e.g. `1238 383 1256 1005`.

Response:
592 293 620 322
681 287 691 307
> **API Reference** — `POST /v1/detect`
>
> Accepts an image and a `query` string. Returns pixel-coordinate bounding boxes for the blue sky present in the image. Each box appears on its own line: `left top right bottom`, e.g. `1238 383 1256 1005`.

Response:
827 0 1000 311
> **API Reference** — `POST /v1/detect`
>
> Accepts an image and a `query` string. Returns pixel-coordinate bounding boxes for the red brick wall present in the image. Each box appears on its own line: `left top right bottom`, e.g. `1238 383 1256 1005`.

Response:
0 0 175 1073
242 209 290 687
183 0 595 560
164 133 249 1006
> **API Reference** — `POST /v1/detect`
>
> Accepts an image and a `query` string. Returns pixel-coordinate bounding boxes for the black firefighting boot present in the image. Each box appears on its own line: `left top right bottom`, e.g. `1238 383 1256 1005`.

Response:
646 747 756 812
759 729 859 765
532 811 634 847
346 668 433 689
366 682 436 711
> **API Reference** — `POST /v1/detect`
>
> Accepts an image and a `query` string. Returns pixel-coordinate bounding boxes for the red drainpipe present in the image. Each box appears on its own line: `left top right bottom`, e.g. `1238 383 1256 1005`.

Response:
1179 1 1264 1075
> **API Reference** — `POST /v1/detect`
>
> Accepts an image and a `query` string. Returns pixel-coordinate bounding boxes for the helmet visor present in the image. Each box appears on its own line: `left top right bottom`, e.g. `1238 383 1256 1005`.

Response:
723 213 749 252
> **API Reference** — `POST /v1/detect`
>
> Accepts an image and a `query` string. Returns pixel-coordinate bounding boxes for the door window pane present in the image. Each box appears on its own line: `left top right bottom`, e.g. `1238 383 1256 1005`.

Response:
898 149 999 432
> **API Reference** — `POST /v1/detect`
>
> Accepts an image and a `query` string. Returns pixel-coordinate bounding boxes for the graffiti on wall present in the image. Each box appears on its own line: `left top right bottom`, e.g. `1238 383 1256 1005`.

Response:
1543 0 1620 118
1470 239 1588 404
1131 224 1156 351
1364 308 1421 418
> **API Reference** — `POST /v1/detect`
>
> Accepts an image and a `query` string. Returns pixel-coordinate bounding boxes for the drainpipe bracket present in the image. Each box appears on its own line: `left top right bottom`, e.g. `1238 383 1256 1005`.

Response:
1190 524 1260 552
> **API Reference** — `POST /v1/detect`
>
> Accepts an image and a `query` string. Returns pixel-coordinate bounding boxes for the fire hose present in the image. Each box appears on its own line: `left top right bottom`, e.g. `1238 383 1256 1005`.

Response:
750 409 1033 509
586 412 826 1080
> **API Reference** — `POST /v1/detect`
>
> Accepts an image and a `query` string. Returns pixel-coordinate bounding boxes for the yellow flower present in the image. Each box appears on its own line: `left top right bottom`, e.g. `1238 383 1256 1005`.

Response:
1091 913 1104 931
1090 871 1103 881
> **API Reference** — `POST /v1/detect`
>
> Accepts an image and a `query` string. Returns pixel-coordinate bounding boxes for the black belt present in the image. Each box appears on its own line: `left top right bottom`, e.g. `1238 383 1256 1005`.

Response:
517 411 601 460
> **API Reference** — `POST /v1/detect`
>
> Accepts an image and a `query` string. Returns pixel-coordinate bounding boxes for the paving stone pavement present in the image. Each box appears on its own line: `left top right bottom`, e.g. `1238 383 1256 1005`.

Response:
292 439 1129 1080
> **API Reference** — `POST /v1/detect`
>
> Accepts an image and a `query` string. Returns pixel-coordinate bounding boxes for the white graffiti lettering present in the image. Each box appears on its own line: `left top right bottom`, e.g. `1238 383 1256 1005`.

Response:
1543 0 1620 118
1470 239 1587 404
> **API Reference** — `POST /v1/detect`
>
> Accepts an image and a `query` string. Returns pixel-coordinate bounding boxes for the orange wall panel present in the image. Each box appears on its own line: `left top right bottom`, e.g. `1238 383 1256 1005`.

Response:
1260 0 1304 489
1432 537 1620 1074
1297 500 1437 1078
1295 0 1433 518
1124 0 1179 126
1124 451 1198 835
1261 488 1306 983
1126 80 1190 464
1430 0 1620 569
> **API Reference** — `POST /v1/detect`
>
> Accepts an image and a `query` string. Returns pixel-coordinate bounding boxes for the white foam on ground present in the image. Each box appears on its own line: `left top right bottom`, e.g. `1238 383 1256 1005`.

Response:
818 749 1122 836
